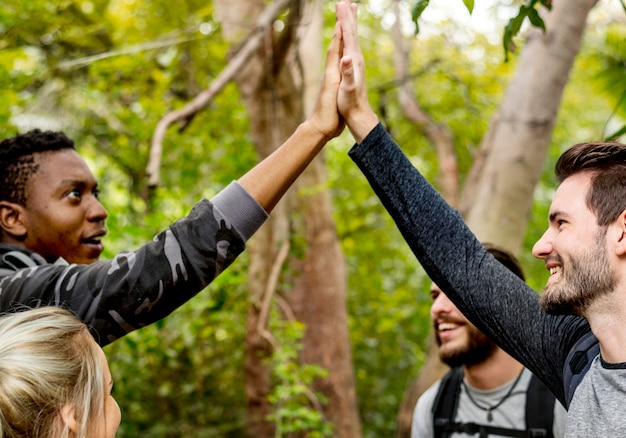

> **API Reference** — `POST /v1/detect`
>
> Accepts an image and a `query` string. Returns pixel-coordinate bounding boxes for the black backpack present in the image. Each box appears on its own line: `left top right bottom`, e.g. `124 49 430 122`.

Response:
432 367 556 438
431 330 601 437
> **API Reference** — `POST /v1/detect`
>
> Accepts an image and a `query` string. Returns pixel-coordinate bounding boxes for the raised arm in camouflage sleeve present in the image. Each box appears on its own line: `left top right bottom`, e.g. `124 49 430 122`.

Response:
0 182 266 346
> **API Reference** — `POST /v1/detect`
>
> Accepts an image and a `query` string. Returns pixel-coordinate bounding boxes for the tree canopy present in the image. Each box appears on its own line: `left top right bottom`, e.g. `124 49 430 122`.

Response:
1 0 623 436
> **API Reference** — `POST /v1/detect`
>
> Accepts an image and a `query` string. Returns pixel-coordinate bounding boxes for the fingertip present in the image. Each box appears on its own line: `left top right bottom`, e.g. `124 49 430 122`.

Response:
340 55 353 74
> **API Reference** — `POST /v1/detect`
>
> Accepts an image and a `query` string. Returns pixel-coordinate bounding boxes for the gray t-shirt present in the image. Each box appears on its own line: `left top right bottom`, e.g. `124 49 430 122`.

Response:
411 368 566 438
566 356 626 435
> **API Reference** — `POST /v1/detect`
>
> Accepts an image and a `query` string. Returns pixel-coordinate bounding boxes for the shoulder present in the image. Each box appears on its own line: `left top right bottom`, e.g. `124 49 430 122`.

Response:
411 380 442 438
416 379 443 412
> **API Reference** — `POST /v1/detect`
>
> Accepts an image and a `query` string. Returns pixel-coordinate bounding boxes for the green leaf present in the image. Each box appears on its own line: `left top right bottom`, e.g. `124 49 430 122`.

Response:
502 5 531 61
462 0 474 14
411 0 430 34
501 1 553 61
526 8 546 31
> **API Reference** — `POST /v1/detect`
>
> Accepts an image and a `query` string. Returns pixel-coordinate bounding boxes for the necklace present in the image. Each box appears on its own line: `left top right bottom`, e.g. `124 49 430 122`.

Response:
461 369 525 422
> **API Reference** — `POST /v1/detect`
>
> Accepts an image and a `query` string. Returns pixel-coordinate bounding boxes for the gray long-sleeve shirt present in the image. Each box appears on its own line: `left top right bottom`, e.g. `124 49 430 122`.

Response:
0 181 267 346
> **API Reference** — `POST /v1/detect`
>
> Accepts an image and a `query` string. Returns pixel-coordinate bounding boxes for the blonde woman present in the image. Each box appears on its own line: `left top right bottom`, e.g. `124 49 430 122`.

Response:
0 307 120 437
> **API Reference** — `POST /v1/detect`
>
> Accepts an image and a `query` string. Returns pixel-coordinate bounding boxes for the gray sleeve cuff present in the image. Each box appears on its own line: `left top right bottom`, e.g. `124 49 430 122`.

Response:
211 181 269 241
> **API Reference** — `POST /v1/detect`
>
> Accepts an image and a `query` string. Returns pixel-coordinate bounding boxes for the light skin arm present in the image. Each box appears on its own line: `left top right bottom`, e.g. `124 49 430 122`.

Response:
335 0 379 144
237 22 345 213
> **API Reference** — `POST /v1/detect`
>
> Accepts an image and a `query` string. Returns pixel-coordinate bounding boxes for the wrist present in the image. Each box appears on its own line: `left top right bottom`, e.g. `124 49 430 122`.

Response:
299 119 332 144
346 110 379 143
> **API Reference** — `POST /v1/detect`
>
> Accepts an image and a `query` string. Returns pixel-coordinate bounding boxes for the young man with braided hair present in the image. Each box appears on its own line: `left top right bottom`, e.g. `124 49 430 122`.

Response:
0 16 346 346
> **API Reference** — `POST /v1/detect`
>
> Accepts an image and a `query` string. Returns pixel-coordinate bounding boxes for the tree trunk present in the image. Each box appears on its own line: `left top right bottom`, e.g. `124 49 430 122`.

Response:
288 1 361 436
394 1 598 436
215 0 361 436
461 0 599 252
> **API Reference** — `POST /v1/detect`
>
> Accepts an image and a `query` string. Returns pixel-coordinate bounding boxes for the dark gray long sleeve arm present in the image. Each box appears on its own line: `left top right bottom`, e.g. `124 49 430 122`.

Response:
348 123 591 405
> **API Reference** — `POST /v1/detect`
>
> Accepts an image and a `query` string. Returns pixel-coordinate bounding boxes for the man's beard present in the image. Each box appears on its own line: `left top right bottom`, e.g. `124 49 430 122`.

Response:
539 229 617 316
437 324 498 368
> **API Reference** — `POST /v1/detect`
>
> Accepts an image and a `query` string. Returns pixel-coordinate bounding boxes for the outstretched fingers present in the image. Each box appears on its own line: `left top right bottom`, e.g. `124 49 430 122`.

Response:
336 0 359 59
336 0 360 109
306 21 344 140
335 0 378 143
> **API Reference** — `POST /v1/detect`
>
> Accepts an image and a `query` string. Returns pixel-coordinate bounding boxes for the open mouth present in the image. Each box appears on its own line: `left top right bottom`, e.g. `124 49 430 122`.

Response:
549 266 562 276
82 229 107 246
437 322 462 339
81 233 106 255
438 322 459 331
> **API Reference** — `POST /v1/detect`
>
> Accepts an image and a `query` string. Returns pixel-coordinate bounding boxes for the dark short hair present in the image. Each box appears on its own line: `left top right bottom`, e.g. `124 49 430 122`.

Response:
483 243 525 281
555 141 626 226
0 130 75 205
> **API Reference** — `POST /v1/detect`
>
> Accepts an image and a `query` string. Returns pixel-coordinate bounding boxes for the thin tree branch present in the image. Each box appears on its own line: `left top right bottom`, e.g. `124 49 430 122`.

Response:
57 34 200 71
273 294 297 322
257 240 290 334
147 0 293 187
390 0 458 207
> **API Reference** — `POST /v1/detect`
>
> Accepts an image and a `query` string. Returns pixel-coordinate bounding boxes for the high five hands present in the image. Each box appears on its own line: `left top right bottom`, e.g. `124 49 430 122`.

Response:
302 0 379 148
336 0 379 143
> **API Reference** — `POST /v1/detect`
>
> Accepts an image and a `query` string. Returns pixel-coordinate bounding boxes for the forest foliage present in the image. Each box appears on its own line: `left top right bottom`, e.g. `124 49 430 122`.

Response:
1 0 624 435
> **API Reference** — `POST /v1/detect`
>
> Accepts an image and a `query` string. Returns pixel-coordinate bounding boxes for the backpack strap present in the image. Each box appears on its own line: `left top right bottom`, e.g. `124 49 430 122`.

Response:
434 422 540 438
432 368 556 438
432 367 464 438
563 331 600 408
525 373 555 438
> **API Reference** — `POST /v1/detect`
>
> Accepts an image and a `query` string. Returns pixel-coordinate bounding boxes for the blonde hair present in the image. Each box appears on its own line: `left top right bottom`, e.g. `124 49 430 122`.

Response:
0 307 106 438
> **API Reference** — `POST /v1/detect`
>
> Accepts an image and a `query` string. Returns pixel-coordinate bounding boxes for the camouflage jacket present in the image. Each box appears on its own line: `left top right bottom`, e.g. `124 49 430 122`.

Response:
0 182 267 346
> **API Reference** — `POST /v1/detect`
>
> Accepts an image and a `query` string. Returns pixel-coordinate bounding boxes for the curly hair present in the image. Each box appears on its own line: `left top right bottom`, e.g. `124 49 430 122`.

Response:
0 307 106 438
0 130 75 206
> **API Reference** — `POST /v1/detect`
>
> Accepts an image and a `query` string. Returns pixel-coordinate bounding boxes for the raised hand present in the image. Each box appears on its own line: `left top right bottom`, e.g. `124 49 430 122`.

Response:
336 0 379 143
305 22 345 141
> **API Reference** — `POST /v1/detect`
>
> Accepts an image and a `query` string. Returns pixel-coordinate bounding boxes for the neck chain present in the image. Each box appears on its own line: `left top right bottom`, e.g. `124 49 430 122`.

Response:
461 368 524 422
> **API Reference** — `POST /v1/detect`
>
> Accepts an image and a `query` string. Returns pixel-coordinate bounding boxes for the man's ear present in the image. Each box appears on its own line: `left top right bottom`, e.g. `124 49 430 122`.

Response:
60 404 77 432
0 201 27 240
613 210 626 257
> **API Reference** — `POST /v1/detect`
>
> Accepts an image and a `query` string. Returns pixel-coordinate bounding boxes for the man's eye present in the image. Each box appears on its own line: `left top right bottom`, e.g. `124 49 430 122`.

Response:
68 189 81 199
93 189 100 200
